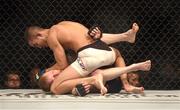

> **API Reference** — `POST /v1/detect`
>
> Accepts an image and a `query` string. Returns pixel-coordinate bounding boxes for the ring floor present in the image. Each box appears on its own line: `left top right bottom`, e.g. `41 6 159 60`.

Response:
0 89 180 110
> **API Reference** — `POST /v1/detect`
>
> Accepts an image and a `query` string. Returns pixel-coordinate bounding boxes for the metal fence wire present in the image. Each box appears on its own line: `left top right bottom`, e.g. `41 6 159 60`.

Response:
1 0 180 89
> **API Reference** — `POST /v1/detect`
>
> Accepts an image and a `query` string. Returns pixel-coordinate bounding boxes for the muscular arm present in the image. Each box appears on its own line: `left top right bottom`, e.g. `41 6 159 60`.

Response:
47 27 69 70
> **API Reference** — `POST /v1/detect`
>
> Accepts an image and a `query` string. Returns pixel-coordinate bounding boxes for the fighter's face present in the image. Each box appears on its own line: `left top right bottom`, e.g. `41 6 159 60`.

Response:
42 70 61 84
43 72 55 83
29 36 46 48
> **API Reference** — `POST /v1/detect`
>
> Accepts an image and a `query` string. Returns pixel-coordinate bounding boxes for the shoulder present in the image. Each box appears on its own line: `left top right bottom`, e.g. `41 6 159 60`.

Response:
49 25 59 32
48 25 63 38
47 25 60 48
49 24 66 34
58 20 72 25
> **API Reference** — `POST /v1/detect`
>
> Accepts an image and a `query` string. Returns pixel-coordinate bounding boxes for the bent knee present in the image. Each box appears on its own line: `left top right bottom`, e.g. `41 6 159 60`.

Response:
91 69 103 76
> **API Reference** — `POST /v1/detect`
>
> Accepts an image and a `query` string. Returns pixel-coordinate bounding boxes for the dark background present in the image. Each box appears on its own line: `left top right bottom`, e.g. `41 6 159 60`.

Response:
1 0 180 89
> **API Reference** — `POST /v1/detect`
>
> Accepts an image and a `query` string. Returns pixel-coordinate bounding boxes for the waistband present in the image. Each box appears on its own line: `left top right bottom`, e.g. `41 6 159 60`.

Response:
77 40 111 53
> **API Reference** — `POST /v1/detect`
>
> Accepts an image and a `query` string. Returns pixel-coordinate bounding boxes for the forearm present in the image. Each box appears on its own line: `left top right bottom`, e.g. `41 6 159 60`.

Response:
53 47 69 70
51 77 95 95
55 57 69 70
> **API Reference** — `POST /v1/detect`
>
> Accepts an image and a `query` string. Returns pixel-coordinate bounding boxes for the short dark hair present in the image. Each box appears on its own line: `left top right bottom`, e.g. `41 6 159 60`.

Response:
24 26 42 42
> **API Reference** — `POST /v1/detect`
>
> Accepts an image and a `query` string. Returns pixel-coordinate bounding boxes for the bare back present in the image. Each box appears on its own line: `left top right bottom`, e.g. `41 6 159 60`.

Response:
53 21 94 52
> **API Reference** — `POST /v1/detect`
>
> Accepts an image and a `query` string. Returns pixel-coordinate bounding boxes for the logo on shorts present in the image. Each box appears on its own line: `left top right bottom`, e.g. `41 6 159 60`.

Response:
77 57 87 70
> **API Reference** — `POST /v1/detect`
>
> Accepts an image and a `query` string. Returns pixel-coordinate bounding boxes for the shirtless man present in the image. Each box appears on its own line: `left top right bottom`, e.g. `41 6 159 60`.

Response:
25 21 140 94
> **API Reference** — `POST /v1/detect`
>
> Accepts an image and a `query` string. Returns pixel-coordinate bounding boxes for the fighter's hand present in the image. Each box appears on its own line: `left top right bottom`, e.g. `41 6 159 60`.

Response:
72 83 91 96
88 25 102 40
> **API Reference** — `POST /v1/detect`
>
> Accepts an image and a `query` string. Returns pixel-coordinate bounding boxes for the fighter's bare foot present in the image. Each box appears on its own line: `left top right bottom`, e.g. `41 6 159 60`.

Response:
124 85 144 94
131 60 151 71
126 23 139 43
93 73 107 95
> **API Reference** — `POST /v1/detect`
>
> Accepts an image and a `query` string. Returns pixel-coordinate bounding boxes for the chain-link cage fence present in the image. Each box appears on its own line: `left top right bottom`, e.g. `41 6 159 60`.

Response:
1 0 180 89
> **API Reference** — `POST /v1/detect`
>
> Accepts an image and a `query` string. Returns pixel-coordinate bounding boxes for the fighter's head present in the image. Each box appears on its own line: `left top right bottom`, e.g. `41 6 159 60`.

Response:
24 26 48 48
38 70 60 92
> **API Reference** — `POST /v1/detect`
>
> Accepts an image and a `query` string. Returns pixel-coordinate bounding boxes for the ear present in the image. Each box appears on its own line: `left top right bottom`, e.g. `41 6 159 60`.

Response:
37 33 42 38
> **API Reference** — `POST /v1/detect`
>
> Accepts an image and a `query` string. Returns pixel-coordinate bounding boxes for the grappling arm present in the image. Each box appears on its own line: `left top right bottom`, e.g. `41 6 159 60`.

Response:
47 27 69 70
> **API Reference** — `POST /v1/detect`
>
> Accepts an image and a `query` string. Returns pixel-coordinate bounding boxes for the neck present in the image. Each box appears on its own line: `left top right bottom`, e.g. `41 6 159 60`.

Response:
39 29 49 47
41 29 49 39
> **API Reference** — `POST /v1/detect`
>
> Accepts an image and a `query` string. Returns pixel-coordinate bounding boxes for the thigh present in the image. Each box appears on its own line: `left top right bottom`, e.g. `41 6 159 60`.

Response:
111 47 126 67
51 65 82 90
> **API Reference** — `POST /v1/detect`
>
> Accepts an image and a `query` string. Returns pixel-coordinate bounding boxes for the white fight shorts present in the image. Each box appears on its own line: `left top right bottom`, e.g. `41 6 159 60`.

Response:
71 40 116 76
